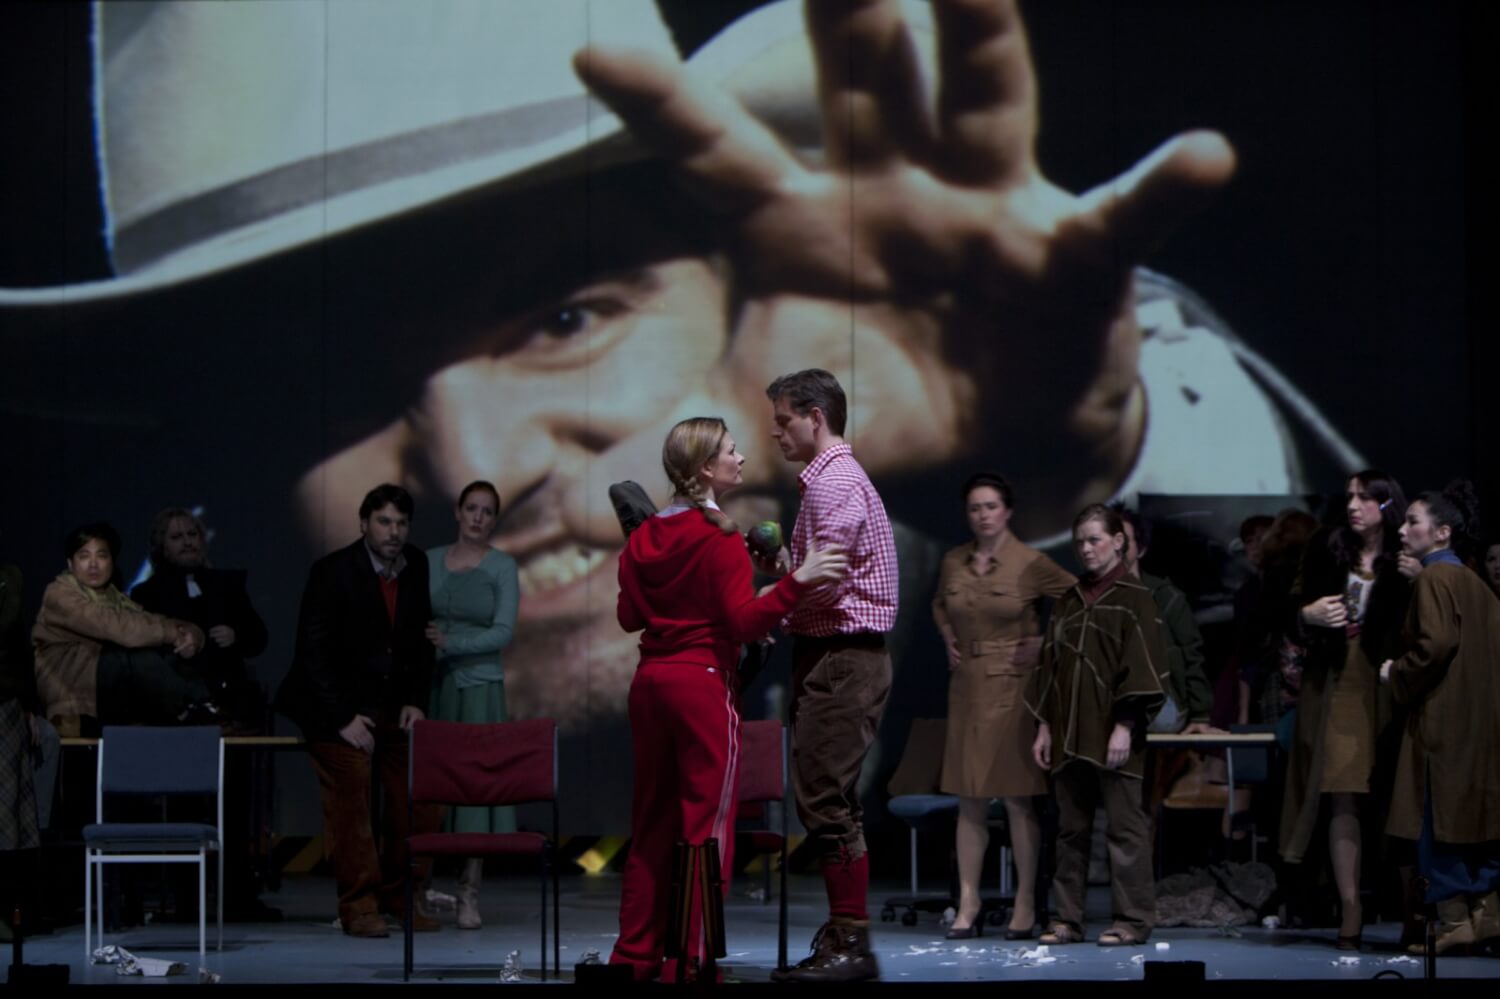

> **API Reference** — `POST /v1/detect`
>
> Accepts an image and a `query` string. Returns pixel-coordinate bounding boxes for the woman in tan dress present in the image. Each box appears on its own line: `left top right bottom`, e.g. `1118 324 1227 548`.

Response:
1280 471 1409 949
932 473 1074 938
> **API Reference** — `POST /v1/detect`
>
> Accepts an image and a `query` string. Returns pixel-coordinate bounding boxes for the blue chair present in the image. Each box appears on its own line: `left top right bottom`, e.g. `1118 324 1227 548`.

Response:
83 726 224 968
880 718 960 926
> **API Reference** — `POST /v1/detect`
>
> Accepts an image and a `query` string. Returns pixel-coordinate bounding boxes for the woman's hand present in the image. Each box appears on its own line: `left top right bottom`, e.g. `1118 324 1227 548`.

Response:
172 621 205 659
943 632 961 671
208 625 237 648
793 543 848 587
1106 722 1132 769
1379 659 1393 684
425 622 448 649
1300 595 1348 629
1396 553 1423 579
1012 635 1043 669
1032 723 1052 771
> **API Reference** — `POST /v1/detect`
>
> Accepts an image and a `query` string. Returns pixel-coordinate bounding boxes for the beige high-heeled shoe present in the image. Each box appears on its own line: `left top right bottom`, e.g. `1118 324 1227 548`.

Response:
456 858 483 930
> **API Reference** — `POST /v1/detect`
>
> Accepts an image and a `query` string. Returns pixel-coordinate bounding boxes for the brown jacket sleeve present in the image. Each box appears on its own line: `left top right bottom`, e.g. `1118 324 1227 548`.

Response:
1389 571 1459 706
42 581 176 649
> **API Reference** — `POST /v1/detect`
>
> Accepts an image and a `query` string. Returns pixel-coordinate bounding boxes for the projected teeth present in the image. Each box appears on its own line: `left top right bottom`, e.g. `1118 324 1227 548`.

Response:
517 543 608 595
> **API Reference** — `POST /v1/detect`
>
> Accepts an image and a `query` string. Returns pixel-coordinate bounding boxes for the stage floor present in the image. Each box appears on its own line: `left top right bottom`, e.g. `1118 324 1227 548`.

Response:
13 873 1499 987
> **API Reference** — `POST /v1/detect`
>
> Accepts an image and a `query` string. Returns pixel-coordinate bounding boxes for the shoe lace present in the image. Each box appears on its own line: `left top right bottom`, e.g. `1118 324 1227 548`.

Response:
800 921 835 958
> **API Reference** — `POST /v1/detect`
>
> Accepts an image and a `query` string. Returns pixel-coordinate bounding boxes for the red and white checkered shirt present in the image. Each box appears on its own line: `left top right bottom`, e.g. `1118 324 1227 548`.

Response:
786 443 899 636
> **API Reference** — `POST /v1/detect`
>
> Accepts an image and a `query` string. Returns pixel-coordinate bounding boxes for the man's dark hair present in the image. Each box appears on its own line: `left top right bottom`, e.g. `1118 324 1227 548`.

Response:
961 471 1014 510
64 521 122 561
765 368 847 436
359 483 415 521
1108 501 1150 556
1239 514 1274 545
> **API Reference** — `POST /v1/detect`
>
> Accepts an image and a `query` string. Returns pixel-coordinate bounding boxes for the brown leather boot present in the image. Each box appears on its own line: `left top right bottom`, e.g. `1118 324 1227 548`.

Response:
771 920 880 983
344 911 390 938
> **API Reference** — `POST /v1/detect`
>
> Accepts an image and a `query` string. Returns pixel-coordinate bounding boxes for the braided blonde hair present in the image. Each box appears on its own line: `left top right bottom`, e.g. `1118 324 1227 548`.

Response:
662 417 737 534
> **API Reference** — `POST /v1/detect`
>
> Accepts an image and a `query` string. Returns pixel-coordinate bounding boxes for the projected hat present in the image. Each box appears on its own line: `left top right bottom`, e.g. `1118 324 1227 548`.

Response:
0 0 934 307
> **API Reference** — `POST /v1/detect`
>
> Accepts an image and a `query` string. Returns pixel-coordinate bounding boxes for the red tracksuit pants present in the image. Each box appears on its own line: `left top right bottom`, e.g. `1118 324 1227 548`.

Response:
610 659 740 982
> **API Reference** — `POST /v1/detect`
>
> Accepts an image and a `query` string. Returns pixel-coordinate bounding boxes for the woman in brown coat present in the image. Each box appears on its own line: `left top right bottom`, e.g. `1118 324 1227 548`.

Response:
1279 470 1408 949
1027 504 1168 946
1381 481 1500 956
32 522 216 736
932 473 1074 939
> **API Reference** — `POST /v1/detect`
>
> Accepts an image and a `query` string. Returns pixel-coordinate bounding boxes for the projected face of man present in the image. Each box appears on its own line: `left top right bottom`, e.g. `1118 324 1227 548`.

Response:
293 167 784 724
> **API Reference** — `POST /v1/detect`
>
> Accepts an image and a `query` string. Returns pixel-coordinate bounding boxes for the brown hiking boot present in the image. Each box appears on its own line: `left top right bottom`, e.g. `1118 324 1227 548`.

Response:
771 921 880 983
1408 896 1475 957
344 911 390 938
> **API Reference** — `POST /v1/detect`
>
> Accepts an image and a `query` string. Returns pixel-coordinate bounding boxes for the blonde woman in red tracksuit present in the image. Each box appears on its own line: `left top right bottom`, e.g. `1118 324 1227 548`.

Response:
609 417 847 983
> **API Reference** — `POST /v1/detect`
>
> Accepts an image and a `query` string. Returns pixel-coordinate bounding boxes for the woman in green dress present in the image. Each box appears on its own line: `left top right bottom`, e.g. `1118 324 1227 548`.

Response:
426 480 519 930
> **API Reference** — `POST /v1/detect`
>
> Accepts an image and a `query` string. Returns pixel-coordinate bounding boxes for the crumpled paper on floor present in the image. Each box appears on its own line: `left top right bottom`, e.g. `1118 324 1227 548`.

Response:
91 943 188 977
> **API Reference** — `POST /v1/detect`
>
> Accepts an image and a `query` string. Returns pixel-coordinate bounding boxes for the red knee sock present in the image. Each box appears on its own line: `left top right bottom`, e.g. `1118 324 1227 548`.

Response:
823 851 870 922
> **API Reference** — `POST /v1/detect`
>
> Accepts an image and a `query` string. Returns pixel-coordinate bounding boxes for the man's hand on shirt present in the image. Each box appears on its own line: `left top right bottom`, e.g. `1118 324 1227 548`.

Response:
208 624 236 648
340 714 376 753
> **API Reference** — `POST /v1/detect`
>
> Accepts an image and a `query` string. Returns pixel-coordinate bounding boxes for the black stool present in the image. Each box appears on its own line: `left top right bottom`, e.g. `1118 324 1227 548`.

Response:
665 839 727 985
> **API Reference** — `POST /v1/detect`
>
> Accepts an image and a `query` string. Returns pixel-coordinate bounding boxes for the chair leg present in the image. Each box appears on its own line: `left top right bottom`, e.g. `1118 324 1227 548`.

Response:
539 852 548 982
910 827 919 895
403 858 415 982
217 847 224 952
199 853 207 972
551 845 560 977
778 841 789 971
84 855 92 966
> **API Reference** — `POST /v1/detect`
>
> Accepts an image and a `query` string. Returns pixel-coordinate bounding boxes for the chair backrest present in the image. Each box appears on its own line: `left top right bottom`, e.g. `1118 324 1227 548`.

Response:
737 720 786 804
885 717 948 797
409 718 557 808
96 725 224 821
1228 723 1276 783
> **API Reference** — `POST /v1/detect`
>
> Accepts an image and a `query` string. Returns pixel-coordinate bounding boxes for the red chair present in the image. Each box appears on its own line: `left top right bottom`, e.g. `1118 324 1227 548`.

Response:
736 719 789 971
404 719 559 981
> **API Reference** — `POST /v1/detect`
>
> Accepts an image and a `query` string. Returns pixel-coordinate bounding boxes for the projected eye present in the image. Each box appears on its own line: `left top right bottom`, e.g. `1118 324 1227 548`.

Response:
536 303 609 338
514 294 631 368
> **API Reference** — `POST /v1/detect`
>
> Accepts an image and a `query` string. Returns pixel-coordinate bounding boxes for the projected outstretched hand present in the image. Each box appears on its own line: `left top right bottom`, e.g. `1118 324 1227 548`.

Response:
575 0 1235 520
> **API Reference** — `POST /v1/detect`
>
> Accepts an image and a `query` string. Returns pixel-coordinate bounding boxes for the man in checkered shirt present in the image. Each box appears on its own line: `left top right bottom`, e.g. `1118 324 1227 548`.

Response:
762 368 897 984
